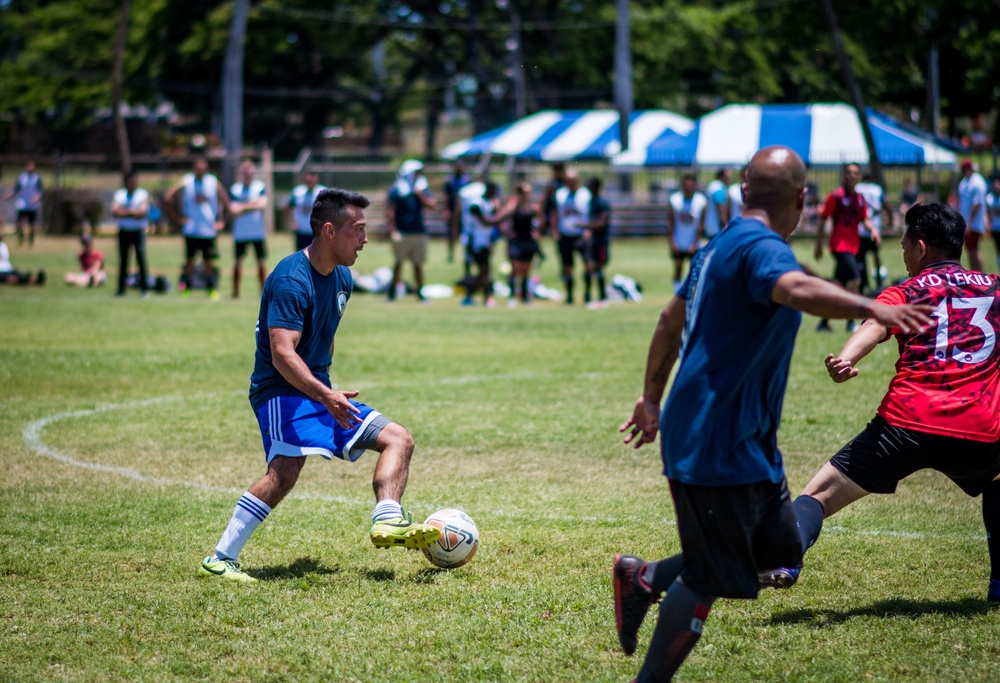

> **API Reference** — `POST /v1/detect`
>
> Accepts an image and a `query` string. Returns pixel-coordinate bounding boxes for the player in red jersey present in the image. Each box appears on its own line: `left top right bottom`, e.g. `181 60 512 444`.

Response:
814 163 879 332
762 203 1000 601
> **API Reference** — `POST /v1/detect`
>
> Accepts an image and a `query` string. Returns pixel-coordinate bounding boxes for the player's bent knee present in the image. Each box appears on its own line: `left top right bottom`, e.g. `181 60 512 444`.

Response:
377 421 414 454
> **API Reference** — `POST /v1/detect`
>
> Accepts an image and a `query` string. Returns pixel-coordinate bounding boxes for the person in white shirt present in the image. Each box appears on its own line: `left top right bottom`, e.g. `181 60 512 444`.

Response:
3 160 43 247
287 171 326 253
111 170 151 297
0 230 44 285
728 166 747 221
229 160 269 299
550 169 592 304
165 157 230 299
958 160 989 272
985 175 1000 273
703 168 731 239
854 174 888 292
666 174 707 288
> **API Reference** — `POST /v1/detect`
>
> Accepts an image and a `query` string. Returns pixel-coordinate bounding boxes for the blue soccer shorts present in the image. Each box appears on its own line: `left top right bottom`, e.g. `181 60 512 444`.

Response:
256 395 389 464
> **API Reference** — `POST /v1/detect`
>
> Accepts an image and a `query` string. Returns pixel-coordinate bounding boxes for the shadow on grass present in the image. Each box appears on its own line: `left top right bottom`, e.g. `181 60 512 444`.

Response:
250 556 340 581
363 567 447 584
770 597 999 626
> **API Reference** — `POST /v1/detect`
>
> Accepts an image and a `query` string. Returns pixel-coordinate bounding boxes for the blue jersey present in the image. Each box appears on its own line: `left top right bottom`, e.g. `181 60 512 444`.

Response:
249 251 353 411
661 217 802 486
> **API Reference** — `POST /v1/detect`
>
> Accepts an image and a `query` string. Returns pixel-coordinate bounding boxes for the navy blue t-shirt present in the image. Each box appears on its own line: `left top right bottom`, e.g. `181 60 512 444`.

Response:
589 196 611 245
661 217 802 486
249 251 353 411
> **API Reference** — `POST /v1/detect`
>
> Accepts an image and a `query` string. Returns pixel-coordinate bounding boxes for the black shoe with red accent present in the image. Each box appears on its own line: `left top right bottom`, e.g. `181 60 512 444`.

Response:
613 553 661 656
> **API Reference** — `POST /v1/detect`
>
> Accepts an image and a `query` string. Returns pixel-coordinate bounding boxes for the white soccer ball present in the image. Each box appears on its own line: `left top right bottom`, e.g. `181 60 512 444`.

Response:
421 508 480 569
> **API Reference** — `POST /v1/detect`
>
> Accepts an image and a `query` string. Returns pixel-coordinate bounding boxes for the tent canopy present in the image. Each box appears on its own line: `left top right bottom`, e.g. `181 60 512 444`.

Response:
613 103 958 167
441 109 694 161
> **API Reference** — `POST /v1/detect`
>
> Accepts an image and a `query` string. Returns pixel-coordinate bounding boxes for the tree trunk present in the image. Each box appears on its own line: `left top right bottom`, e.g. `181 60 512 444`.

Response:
819 0 883 187
111 0 132 175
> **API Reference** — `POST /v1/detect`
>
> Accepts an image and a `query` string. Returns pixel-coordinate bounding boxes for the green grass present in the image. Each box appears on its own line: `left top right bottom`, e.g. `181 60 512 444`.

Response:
2 233 999 682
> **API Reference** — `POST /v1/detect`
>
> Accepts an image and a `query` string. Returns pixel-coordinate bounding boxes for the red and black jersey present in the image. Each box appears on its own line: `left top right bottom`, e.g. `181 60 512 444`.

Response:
820 187 867 255
875 261 1000 442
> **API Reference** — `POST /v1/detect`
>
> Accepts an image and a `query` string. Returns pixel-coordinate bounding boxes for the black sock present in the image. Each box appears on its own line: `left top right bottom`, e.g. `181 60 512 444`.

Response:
563 275 574 302
636 580 715 683
584 272 592 301
641 554 684 594
982 481 1000 581
520 277 529 302
793 494 825 554
597 272 606 300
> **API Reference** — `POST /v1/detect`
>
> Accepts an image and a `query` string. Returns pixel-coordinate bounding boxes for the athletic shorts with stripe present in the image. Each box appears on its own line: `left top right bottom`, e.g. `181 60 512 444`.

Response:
256 395 390 464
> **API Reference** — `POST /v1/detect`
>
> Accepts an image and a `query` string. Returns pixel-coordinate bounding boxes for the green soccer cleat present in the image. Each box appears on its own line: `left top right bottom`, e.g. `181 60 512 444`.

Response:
200 556 257 582
370 511 441 550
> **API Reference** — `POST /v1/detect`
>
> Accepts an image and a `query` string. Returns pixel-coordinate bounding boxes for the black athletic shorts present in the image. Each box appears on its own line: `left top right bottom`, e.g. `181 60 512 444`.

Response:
508 238 538 263
670 477 802 600
468 245 492 268
833 250 861 285
558 235 586 269
17 209 38 225
588 239 609 267
830 414 1000 497
185 236 218 261
235 239 267 261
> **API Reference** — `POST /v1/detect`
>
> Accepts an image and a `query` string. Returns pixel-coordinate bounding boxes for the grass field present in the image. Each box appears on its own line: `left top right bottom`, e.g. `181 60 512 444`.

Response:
2 232 999 682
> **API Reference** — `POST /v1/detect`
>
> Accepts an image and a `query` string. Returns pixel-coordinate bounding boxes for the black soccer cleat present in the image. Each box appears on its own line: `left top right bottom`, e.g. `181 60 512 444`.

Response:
613 553 661 656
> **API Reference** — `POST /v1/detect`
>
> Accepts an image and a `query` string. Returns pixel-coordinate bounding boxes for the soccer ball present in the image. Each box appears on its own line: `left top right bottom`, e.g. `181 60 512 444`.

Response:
421 508 479 569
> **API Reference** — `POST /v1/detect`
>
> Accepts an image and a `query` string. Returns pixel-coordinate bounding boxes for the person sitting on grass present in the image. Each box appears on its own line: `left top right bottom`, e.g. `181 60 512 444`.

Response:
0 230 44 285
63 234 107 287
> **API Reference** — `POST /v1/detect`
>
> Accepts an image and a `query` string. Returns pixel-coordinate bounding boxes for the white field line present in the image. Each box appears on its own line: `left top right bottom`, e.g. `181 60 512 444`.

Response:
20 386 986 541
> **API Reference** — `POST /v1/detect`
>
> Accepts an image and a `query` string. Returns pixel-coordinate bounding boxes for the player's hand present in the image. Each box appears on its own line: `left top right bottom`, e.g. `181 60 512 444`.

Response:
869 302 934 335
214 220 225 232
825 353 859 383
324 390 362 429
872 231 882 246
620 396 660 450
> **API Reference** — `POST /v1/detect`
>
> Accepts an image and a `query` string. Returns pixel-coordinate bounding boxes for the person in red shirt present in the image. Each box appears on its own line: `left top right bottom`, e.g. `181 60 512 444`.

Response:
761 203 1000 602
63 234 107 287
813 163 879 332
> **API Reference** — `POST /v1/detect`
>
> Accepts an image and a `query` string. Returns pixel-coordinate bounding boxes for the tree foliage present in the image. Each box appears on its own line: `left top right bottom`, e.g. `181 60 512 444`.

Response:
1 0 999 153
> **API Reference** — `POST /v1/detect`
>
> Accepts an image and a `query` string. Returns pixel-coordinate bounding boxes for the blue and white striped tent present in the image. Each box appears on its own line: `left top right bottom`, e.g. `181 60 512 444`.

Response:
613 103 958 167
441 109 695 161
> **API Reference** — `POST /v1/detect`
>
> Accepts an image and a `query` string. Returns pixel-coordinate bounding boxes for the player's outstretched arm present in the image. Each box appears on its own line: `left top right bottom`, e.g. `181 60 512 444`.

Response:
771 271 933 335
270 327 362 428
621 295 686 449
824 319 887 382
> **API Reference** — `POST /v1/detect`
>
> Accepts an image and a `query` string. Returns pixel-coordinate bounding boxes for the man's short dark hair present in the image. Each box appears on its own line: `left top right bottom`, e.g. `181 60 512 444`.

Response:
311 188 370 235
682 173 697 184
124 169 138 182
904 202 965 259
588 177 602 193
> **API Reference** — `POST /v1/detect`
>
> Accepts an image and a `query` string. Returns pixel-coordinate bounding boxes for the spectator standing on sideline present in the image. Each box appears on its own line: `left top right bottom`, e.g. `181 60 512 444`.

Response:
666 174 706 290
457 179 486 283
111 170 151 297
760 203 1000 604
443 160 470 264
855 173 888 293
958 160 989 273
229 160 269 299
986 176 1000 273
463 181 502 307
541 162 567 240
612 146 932 682
64 235 107 287
551 169 592 304
200 188 440 582
387 160 435 302
899 177 922 217
166 158 229 300
496 182 541 306
814 162 876 332
582 177 611 308
0 230 44 285
703 168 731 240
288 171 325 253
728 166 747 220
4 160 43 247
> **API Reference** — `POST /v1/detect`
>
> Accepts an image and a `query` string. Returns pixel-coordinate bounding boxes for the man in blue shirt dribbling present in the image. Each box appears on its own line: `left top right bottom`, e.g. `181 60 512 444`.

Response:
201 187 440 582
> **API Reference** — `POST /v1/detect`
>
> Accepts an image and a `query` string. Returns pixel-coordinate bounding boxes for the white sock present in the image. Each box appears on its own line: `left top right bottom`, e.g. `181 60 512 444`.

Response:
212 492 271 562
372 499 403 522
